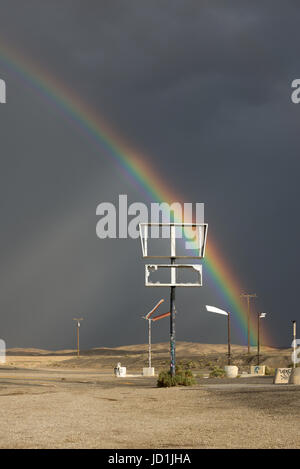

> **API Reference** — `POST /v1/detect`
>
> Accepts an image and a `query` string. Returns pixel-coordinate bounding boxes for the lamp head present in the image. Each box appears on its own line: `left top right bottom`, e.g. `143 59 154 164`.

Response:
206 305 228 316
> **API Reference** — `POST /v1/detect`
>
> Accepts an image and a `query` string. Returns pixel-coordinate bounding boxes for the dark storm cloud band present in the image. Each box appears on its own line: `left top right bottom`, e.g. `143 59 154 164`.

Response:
0 39 271 346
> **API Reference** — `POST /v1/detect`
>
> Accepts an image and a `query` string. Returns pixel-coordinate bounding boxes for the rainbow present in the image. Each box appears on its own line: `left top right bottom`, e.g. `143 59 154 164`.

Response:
0 39 271 346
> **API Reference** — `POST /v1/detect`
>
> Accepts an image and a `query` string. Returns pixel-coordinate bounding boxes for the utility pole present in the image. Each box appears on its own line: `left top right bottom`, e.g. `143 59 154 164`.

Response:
73 318 83 357
292 320 297 369
240 293 257 354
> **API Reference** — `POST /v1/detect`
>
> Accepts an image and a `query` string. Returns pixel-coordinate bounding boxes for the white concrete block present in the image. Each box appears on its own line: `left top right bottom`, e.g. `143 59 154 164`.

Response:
224 366 238 378
142 367 155 377
250 365 265 375
274 368 292 384
114 365 126 377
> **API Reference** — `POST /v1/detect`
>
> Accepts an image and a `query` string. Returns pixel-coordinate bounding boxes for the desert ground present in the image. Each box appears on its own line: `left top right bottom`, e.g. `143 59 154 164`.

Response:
0 342 299 449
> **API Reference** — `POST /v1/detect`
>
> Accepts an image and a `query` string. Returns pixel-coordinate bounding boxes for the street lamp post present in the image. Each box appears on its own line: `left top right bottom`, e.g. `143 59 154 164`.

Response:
142 299 165 369
257 313 267 365
206 305 231 366
227 311 231 366
73 318 83 357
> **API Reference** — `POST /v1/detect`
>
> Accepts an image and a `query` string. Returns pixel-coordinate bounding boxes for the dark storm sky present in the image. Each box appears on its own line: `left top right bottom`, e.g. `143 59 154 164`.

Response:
0 1 299 349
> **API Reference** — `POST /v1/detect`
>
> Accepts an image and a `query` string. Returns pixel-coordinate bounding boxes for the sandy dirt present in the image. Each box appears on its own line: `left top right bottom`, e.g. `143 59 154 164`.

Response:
0 342 299 449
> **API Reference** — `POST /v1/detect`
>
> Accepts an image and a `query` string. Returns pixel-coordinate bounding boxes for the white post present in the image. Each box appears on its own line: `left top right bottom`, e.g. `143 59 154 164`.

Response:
170 224 176 285
148 319 152 368
144 224 148 257
293 321 297 369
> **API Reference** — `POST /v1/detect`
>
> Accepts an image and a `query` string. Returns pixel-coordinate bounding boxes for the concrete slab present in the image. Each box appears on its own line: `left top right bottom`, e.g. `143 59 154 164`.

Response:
274 368 292 384
250 365 265 375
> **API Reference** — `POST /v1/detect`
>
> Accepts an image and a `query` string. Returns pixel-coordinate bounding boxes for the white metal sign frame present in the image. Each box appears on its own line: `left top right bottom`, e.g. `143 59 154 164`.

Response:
139 222 208 259
145 264 203 287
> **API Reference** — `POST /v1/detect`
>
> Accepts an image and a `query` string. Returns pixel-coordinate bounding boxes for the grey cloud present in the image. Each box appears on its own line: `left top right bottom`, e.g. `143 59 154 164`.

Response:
0 0 299 349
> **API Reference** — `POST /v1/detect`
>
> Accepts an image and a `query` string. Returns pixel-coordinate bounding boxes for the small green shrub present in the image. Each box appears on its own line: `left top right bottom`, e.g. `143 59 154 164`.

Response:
209 366 226 378
186 360 197 369
157 371 177 387
178 360 197 370
180 375 196 386
157 368 196 387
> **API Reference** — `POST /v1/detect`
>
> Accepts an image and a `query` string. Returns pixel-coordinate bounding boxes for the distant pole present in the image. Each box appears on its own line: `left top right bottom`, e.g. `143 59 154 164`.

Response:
240 293 257 354
257 313 267 365
227 312 231 366
148 319 152 368
292 320 297 369
257 313 260 365
73 318 83 357
77 326 79 357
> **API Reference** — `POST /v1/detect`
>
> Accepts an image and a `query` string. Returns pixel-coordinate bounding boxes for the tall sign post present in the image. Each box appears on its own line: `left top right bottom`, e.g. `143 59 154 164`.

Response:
139 222 208 377
170 225 176 376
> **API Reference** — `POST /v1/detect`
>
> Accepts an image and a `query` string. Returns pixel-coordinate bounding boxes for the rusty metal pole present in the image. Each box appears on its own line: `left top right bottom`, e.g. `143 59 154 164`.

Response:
170 278 176 377
170 224 176 377
227 312 231 366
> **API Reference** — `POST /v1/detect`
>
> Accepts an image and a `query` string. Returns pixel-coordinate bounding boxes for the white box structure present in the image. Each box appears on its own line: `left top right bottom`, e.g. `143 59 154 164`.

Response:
145 264 202 287
143 367 155 377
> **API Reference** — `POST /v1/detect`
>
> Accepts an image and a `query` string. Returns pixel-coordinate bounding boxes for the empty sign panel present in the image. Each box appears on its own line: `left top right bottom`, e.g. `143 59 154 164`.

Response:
145 264 203 287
